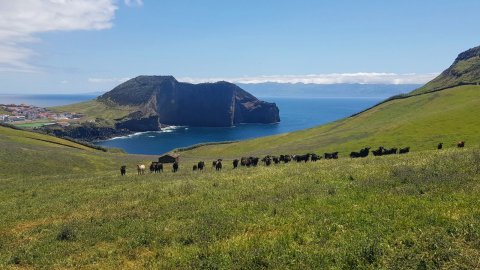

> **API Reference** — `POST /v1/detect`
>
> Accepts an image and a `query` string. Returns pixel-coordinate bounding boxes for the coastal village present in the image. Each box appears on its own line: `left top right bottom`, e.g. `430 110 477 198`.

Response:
0 103 83 128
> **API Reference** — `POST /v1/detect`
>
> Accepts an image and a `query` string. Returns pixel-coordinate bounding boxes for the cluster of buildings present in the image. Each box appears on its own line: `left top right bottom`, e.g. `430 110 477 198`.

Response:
0 104 83 125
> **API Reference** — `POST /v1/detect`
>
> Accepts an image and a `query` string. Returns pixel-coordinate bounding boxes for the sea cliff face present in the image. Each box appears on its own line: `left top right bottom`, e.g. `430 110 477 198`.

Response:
98 76 280 129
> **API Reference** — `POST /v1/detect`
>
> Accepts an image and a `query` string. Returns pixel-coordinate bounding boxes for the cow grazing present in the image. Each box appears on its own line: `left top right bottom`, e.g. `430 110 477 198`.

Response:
233 159 239 169
172 162 179 173
120 165 126 176
273 156 280 164
399 147 410 154
197 161 205 171
457 141 465 148
437 143 443 150
215 160 223 171
137 164 145 175
350 147 370 158
149 162 158 173
193 165 198 171
308 154 321 162
372 147 384 156
324 152 338 159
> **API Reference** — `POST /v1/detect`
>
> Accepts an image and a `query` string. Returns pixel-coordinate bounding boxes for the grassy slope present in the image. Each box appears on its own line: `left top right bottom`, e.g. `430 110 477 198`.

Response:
0 126 148 178
0 142 479 268
176 85 480 160
51 99 138 125
412 55 480 95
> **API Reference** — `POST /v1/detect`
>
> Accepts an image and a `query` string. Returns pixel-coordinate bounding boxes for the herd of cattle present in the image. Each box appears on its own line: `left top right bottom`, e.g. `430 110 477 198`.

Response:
121 141 466 175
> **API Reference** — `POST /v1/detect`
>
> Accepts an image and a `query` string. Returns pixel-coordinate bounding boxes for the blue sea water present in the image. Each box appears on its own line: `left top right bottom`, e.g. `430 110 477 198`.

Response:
0 94 382 155
97 97 382 155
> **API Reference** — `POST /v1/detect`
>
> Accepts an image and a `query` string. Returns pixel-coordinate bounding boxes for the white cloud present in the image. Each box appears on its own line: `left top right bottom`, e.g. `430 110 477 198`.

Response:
180 72 439 85
0 0 118 72
88 77 131 83
124 0 143 7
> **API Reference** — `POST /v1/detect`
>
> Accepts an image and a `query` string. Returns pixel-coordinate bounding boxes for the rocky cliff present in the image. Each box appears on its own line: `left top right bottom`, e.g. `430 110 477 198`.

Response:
97 76 280 130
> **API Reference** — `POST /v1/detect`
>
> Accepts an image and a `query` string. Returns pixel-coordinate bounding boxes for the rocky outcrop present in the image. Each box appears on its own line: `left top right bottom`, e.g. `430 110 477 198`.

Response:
43 122 131 141
98 76 280 128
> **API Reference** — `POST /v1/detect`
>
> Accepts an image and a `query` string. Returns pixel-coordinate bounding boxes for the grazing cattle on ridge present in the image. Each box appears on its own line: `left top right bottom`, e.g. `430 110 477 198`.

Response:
215 160 223 171
399 147 410 154
324 152 339 159
137 164 145 175
437 143 443 150
120 165 126 176
193 165 197 171
233 159 239 169
212 161 217 168
457 141 465 148
350 147 370 158
172 162 179 173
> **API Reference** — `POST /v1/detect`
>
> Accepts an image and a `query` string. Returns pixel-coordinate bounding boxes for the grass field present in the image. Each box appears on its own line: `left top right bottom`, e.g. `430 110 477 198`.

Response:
0 131 479 268
175 85 480 161
51 99 139 125
11 121 54 129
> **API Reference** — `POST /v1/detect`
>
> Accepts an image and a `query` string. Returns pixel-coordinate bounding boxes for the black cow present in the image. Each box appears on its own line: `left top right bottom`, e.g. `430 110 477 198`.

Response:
384 148 398 155
324 152 338 159
457 141 465 148
372 147 384 156
437 143 443 150
350 147 370 158
120 165 126 176
197 161 205 171
272 156 280 164
193 165 198 171
399 147 410 154
149 162 157 173
156 163 163 173
233 159 239 169
172 161 179 173
311 154 321 162
215 160 223 171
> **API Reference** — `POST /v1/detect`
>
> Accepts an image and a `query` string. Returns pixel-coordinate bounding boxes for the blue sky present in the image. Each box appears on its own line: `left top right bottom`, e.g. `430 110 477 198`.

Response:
0 0 479 93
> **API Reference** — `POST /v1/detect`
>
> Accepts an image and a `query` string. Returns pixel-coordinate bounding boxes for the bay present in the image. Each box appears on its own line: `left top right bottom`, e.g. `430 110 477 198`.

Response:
96 97 382 155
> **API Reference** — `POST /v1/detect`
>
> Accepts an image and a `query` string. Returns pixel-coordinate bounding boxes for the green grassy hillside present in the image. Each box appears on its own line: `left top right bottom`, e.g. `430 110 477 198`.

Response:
176 85 480 160
0 126 147 178
51 99 139 125
0 137 479 268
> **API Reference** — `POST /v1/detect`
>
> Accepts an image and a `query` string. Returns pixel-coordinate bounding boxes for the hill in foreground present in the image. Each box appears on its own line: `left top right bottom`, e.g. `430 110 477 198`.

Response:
0 125 479 268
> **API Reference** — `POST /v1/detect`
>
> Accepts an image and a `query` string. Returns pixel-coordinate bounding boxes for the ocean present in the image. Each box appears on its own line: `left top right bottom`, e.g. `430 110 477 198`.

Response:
0 94 382 155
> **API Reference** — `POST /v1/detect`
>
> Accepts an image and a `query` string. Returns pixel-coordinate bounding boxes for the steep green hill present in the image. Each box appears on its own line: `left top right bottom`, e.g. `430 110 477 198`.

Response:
176 85 480 160
412 45 480 95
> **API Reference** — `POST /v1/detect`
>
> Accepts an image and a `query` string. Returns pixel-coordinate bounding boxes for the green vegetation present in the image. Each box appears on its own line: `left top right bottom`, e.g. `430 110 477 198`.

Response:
412 46 480 95
12 121 53 128
176 85 480 160
51 99 139 125
0 125 479 268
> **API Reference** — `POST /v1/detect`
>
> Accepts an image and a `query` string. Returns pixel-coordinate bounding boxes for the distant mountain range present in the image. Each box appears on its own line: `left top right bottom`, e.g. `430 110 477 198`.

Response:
237 83 421 98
